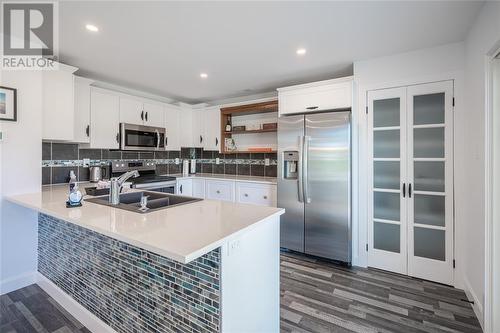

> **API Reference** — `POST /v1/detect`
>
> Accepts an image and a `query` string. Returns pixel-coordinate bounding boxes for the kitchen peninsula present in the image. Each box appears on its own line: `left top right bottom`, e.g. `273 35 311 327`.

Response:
7 185 284 333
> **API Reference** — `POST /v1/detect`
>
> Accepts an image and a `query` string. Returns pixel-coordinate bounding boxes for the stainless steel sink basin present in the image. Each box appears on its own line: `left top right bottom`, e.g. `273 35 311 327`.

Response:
85 191 202 213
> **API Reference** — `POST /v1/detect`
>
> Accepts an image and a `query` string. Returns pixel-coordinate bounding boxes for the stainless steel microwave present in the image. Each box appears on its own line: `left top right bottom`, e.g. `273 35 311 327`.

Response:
120 123 166 151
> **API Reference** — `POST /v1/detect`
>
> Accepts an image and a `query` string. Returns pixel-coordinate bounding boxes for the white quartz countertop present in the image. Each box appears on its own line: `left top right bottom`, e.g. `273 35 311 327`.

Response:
7 185 284 264
171 173 277 184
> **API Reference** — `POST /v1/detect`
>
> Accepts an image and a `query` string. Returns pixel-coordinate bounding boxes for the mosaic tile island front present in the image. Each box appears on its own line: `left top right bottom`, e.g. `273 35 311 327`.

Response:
7 183 283 333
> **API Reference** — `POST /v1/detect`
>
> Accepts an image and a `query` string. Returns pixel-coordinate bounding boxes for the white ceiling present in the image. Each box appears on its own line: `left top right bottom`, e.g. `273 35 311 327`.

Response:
59 1 483 104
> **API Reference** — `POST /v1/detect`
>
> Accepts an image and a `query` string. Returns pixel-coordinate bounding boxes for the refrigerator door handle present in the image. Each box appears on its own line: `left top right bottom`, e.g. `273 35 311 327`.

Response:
303 135 311 203
298 136 304 203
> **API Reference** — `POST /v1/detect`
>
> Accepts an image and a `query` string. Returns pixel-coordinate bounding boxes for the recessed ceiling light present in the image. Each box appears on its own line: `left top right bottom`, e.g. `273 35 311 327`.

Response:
85 24 99 32
296 48 307 56
200 73 208 79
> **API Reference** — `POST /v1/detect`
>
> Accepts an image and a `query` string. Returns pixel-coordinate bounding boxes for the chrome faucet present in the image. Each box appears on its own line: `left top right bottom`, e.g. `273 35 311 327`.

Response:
109 170 140 205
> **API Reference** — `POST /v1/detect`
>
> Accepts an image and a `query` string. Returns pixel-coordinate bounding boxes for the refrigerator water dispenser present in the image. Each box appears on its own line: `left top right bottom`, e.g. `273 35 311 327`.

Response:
283 151 299 179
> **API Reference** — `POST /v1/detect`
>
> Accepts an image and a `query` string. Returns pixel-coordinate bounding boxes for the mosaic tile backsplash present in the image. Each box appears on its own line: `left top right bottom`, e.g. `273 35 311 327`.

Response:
38 213 221 333
42 142 277 185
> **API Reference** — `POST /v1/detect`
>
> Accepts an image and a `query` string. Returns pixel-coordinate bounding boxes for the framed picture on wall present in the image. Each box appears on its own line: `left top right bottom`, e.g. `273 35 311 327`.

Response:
0 86 17 122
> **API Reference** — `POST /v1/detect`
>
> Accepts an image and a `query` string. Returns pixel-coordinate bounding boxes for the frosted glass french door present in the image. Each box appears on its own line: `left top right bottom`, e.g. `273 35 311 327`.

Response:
368 81 454 285
367 87 408 275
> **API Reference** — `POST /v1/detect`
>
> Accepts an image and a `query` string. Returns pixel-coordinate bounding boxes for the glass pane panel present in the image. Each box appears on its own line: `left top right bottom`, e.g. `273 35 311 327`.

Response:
414 194 445 227
374 222 400 253
374 161 400 190
414 161 444 192
414 227 445 261
374 130 400 158
414 93 445 125
414 127 444 158
374 98 400 128
374 192 400 221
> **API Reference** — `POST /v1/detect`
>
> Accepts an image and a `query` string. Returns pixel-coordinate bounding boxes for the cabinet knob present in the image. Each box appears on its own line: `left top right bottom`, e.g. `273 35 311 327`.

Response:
263 196 268 199
216 190 221 194
244 193 248 197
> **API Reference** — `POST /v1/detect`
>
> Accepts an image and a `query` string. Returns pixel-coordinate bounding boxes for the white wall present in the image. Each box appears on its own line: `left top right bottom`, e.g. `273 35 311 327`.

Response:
462 1 500 328
0 70 42 294
353 42 465 276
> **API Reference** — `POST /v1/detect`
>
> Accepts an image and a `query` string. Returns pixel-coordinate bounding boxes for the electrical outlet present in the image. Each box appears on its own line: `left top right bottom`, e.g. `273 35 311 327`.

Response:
227 239 241 256
265 158 270 166
83 158 90 166
175 158 180 164
216 158 220 165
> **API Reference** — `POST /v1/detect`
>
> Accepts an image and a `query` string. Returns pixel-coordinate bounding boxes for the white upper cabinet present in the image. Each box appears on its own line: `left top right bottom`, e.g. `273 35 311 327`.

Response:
278 77 353 116
143 102 164 127
90 88 120 149
164 105 181 150
119 97 144 125
203 106 221 151
191 108 205 148
73 77 94 143
42 64 78 141
119 96 165 128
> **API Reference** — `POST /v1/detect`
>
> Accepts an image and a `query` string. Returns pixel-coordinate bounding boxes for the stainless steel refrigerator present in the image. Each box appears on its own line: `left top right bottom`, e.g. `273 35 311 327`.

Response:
278 111 351 263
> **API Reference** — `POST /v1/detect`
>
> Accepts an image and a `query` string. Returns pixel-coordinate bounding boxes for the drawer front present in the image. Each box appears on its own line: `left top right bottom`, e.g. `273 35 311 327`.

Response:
279 81 352 115
236 183 276 207
192 179 206 198
206 180 234 202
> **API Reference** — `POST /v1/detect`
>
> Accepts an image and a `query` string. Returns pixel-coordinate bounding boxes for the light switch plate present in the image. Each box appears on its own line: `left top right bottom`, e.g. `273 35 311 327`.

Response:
227 239 241 256
175 158 180 164
265 158 270 166
216 158 220 165
83 158 90 166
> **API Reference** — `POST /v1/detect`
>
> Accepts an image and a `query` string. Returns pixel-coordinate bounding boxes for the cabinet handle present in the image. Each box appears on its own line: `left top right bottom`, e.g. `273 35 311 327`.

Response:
165 136 168 147
116 133 120 143
244 193 248 197
180 185 183 193
306 106 319 110
216 137 218 146
145 112 148 122
85 125 90 137
402 183 406 198
200 135 203 144
409 183 412 198
141 111 144 121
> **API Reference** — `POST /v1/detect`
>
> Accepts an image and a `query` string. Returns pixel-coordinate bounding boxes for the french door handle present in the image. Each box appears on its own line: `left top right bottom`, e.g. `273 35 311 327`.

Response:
298 136 304 203
409 183 412 198
402 183 406 198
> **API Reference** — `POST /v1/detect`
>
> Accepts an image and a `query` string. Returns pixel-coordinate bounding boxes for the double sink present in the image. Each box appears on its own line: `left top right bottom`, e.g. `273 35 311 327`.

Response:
85 191 202 214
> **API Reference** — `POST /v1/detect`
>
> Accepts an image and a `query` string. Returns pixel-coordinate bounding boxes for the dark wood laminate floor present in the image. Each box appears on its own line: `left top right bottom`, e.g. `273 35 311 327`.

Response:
280 251 483 333
0 284 90 333
1 253 483 333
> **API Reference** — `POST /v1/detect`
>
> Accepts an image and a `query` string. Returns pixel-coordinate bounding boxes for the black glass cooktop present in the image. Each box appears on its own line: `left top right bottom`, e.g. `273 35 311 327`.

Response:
131 175 176 184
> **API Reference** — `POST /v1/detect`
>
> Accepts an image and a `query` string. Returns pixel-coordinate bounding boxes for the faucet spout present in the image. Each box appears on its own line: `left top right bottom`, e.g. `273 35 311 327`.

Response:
109 170 139 205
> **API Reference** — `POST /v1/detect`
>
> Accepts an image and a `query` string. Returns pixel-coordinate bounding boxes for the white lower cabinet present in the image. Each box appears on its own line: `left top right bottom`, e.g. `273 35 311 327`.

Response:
206 180 235 202
236 182 277 207
192 179 206 198
177 179 193 196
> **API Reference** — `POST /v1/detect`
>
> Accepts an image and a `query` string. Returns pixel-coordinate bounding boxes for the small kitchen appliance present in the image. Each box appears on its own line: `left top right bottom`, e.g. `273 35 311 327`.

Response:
89 166 108 182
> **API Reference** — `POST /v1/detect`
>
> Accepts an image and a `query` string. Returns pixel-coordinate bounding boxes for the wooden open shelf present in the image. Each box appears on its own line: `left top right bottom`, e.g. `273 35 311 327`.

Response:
220 100 278 154
223 128 277 135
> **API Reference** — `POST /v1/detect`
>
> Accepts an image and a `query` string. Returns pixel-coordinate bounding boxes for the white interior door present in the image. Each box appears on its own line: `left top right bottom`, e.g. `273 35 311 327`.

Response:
407 81 454 285
367 87 408 275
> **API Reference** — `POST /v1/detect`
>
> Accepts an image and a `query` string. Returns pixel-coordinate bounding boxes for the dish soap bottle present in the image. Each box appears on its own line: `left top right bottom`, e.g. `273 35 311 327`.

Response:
68 170 82 206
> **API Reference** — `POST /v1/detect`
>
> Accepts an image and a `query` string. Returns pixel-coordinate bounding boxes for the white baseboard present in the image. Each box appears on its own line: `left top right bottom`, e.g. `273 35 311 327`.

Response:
463 277 484 329
36 273 117 333
0 271 37 295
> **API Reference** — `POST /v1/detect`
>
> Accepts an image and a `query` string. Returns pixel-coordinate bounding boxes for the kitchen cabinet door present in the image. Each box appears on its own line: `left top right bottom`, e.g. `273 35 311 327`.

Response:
206 180 235 202
192 108 205 148
143 102 164 128
236 182 276 207
177 179 193 196
164 105 181 150
90 89 120 149
120 97 144 125
73 77 94 143
42 64 78 140
203 107 221 151
192 178 206 198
